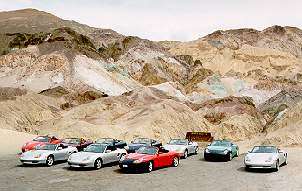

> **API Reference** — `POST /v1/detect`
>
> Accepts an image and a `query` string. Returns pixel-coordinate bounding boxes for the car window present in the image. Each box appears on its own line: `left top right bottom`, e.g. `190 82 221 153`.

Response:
33 136 49 142
169 139 188 145
136 147 158 155
84 144 106 153
251 146 277 153
210 141 231 147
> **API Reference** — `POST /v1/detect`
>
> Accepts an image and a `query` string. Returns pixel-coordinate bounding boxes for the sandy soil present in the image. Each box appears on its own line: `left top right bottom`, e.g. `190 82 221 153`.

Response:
0 129 35 156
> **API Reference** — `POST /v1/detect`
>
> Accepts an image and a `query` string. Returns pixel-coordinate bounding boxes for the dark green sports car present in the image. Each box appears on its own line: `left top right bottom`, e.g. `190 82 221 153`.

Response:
204 140 239 161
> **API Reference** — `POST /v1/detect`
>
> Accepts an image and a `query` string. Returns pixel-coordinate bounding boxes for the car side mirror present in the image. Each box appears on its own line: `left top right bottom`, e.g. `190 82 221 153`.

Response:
57 147 63 150
278 149 284 153
207 144 210 146
248 150 251 153
106 150 111 153
131 141 133 144
189 142 193 145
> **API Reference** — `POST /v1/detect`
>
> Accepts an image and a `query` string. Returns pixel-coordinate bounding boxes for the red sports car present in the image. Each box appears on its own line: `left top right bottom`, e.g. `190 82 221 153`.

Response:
119 146 180 172
61 138 93 151
21 135 62 152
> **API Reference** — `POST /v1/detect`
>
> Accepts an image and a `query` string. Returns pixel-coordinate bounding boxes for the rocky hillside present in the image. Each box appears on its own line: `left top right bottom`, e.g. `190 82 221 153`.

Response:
1 9 302 146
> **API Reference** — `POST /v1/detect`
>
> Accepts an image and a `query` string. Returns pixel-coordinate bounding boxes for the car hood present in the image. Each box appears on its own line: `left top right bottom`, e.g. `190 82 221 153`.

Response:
125 153 154 160
164 144 186 151
246 153 278 161
22 141 44 149
69 151 103 160
207 146 231 151
21 150 54 158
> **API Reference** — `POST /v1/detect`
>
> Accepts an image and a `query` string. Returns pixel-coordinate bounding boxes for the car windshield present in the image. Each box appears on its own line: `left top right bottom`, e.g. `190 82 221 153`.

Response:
83 144 106 153
132 138 151 144
33 136 49 142
96 138 113 144
63 138 80 144
251 146 277 153
210 141 231 147
36 144 57 151
169 139 188 145
136 147 157 155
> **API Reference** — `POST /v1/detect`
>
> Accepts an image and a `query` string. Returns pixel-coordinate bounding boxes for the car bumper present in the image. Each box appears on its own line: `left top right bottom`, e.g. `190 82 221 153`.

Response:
244 161 276 168
20 158 46 165
204 153 228 160
119 161 148 170
67 160 94 168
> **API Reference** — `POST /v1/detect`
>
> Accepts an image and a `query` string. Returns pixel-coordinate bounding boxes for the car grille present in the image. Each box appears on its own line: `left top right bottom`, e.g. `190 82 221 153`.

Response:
121 159 135 165
209 150 224 154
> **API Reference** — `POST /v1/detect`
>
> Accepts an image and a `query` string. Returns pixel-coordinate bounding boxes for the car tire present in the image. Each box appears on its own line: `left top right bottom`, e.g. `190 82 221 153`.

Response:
204 153 208 161
46 155 54 167
94 158 102 169
227 152 232 161
245 166 250 171
235 150 239 157
284 157 288 165
274 160 279 172
183 150 188 159
146 161 153 173
119 153 126 161
194 147 199 154
172 157 179 167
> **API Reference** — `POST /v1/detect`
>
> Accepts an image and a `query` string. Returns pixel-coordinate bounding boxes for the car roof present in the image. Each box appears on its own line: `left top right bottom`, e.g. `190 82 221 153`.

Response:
253 145 276 148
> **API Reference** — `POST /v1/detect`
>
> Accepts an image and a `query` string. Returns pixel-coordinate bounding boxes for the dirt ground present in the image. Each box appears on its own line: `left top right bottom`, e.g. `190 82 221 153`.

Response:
0 147 301 191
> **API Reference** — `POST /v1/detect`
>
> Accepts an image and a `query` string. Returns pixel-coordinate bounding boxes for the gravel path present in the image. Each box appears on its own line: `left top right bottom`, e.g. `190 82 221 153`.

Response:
0 148 301 191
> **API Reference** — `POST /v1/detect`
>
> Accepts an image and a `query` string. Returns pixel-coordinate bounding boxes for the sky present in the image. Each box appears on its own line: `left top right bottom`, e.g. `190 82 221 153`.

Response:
0 0 301 41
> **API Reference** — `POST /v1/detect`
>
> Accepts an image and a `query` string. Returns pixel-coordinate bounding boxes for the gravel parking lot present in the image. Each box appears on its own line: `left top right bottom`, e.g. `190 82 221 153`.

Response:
0 148 302 191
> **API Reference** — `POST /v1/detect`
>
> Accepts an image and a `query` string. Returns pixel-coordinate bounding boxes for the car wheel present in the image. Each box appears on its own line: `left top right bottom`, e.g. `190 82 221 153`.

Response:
228 152 232 161
274 160 279 172
119 153 126 161
94 158 102 169
183 150 188 159
245 166 250 171
194 147 199 154
204 153 208 161
235 150 239 157
147 161 153 172
172 157 179 167
46 155 54 167
284 157 288 165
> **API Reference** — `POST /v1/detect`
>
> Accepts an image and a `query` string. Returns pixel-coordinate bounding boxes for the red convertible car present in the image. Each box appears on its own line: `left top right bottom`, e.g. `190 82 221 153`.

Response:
61 138 93 151
119 146 180 172
21 135 62 152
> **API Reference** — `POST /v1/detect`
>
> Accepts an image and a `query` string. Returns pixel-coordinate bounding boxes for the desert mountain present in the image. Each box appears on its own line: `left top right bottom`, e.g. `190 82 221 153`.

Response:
1 9 302 146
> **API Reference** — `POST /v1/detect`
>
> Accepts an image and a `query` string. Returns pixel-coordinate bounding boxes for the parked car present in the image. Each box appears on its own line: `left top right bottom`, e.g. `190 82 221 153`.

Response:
95 138 127 149
19 143 77 166
204 140 239 161
68 143 127 169
21 135 62 152
61 138 93 151
244 146 288 171
126 138 162 153
163 139 198 158
119 146 180 172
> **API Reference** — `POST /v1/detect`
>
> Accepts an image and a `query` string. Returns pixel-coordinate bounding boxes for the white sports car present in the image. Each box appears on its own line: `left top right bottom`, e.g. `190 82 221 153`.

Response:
244 146 288 171
20 143 78 166
68 143 127 169
163 139 198 159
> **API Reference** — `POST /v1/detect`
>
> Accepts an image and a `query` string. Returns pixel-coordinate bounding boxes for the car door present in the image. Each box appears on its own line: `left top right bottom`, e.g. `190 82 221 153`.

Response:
54 145 67 161
188 142 194 154
104 146 118 163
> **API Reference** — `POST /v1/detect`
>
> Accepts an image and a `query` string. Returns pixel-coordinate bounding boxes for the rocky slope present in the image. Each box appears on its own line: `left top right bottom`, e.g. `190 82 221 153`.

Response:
1 9 302 146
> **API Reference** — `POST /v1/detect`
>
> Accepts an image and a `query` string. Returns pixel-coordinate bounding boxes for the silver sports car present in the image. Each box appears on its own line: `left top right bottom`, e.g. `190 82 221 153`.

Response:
163 139 198 159
244 146 288 171
68 143 127 169
19 143 78 166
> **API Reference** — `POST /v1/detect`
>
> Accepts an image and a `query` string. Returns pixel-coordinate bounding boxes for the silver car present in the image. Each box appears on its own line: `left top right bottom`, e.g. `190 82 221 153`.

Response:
163 139 198 159
19 143 78 166
68 144 127 169
244 146 288 171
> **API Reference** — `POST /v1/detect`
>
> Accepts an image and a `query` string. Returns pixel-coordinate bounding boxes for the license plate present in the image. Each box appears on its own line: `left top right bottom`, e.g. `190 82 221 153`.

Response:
122 165 128 168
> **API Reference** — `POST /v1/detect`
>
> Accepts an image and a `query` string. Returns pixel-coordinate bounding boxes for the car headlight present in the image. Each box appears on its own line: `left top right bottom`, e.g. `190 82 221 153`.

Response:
245 156 251 162
223 150 228 155
83 156 91 161
133 159 143 164
205 148 210 153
